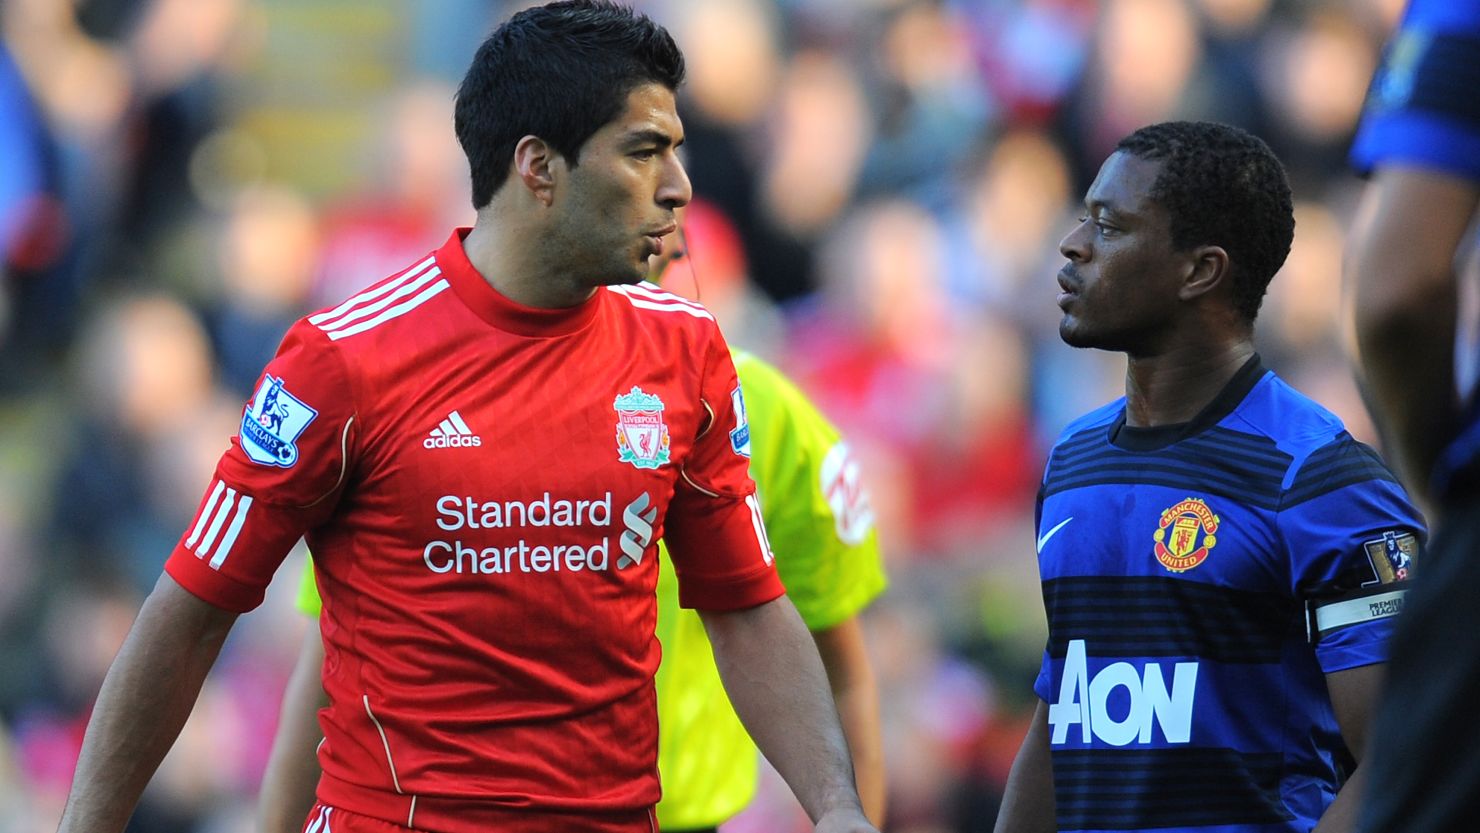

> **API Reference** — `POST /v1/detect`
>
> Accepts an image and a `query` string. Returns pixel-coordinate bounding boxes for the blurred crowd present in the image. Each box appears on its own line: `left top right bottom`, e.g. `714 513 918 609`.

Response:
0 0 1407 831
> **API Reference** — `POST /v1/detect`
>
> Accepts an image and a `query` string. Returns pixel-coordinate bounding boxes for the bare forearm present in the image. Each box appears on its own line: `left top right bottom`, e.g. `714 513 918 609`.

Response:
1313 763 1367 833
1352 264 1457 502
1315 664 1382 833
1350 167 1480 504
702 597 872 829
813 619 886 825
58 575 236 833
994 701 1056 833
259 626 329 833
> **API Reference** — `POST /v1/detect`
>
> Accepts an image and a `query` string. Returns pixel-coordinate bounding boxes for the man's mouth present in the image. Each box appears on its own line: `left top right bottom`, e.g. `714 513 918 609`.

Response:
1057 267 1080 308
644 225 678 257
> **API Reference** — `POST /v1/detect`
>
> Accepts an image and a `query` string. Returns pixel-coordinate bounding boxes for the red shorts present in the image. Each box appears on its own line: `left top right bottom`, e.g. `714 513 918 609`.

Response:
298 802 660 833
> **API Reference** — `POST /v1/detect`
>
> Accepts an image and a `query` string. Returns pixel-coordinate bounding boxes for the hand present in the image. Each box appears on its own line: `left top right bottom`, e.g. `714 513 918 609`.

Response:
816 806 881 833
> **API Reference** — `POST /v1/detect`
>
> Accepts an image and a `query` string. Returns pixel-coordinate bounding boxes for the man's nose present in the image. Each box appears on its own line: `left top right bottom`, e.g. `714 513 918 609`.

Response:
658 153 692 211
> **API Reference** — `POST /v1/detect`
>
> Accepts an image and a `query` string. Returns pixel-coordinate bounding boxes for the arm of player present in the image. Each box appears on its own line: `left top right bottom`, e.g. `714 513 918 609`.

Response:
1349 166 1480 506
259 624 329 833
812 617 886 826
994 700 1057 833
1312 663 1385 833
56 574 238 833
700 596 879 833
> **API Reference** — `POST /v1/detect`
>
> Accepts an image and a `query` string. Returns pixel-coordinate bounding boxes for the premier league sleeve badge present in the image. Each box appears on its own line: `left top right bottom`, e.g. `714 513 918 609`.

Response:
1363 530 1416 584
240 375 319 467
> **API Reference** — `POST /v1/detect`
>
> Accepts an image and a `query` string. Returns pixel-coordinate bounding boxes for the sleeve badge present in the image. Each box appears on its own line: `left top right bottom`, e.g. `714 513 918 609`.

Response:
240 375 319 467
1363 530 1416 584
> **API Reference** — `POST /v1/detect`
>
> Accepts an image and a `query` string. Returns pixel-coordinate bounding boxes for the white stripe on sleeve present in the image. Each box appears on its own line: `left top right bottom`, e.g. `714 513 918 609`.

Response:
745 493 775 565
186 480 226 549
209 495 253 569
194 488 237 558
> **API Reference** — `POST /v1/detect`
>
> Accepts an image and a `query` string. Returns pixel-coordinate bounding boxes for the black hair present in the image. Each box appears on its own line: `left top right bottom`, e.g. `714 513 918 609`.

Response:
1116 121 1295 322
454 1 685 209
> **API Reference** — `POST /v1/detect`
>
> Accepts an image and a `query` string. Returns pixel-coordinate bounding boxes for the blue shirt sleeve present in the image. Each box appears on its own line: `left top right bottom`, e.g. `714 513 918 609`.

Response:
1034 644 1052 702
1277 435 1426 673
1350 1 1480 179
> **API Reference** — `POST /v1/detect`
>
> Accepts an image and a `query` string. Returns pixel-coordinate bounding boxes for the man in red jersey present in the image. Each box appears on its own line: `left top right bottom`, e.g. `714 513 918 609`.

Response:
54 4 878 833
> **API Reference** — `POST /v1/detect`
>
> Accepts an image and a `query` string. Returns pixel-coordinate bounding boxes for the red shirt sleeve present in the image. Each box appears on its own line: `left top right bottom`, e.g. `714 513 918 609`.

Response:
663 327 784 611
165 321 357 611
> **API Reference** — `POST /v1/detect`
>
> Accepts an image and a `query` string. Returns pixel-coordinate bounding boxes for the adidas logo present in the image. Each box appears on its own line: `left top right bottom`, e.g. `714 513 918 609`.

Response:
424 410 483 449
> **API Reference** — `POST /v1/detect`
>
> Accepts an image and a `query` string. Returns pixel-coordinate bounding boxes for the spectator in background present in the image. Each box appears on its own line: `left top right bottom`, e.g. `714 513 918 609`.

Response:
0 39 67 391
788 198 1039 557
209 185 320 395
47 294 239 593
311 80 472 308
1347 1 1480 831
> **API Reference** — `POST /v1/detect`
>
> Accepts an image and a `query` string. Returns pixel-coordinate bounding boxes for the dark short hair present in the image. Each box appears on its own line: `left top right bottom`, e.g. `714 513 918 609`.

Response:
454 1 686 209
1116 121 1295 322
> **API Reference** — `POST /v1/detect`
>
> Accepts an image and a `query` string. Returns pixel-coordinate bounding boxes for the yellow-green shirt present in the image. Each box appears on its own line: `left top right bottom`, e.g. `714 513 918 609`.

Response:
296 349 887 829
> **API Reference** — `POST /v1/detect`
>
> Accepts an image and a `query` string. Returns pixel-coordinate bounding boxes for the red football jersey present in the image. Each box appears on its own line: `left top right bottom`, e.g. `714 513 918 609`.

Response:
166 230 783 833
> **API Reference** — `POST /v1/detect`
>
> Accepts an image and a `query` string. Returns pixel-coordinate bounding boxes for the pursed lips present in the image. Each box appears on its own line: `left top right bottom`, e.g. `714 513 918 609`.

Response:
1057 266 1081 308
1057 265 1081 295
643 224 677 256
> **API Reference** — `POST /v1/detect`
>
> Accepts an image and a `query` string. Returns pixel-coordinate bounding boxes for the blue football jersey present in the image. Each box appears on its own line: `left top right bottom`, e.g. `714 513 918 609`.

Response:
1033 357 1424 833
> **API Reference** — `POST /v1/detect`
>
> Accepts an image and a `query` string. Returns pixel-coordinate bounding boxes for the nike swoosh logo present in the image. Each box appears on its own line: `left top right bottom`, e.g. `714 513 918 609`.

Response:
1037 517 1074 554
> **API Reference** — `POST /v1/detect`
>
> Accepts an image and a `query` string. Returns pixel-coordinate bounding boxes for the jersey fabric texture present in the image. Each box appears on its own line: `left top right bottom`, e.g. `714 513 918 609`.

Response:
166 229 783 833
293 349 888 830
1033 356 1423 833
1350 0 1480 498
1352 5 1480 832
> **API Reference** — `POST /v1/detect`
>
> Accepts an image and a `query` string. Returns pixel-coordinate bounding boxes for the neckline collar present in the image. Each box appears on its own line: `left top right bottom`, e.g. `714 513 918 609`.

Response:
1109 353 1267 451
435 228 604 337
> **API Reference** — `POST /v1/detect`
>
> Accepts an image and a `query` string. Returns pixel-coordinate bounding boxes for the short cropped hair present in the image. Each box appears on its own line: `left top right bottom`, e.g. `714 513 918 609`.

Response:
454 1 686 208
1116 121 1295 322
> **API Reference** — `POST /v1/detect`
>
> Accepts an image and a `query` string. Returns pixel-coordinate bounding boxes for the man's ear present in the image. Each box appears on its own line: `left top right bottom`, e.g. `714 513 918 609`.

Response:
513 135 559 207
1179 245 1232 302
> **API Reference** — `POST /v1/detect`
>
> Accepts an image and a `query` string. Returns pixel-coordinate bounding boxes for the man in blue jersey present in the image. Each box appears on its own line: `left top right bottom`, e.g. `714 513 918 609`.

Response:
995 121 1425 833
1348 3 1480 832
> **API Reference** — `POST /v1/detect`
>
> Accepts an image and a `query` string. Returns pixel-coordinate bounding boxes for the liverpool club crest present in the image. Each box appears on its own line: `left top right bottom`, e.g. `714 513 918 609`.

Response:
1153 497 1219 572
614 386 671 469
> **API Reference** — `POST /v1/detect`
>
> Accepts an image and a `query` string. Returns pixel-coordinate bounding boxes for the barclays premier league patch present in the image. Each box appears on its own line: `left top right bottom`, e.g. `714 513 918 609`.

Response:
729 386 751 458
240 375 317 467
1363 530 1416 584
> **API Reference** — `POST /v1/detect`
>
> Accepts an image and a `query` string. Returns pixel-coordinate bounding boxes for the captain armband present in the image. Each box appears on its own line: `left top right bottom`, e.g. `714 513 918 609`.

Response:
1306 584 1408 644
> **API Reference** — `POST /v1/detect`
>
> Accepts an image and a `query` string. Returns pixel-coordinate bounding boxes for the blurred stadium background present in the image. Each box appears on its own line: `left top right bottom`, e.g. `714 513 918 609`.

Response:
0 0 1406 830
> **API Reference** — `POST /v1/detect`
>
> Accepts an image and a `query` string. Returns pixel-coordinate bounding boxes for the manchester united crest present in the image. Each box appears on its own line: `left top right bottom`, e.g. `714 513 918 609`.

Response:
614 386 671 469
1153 497 1219 572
